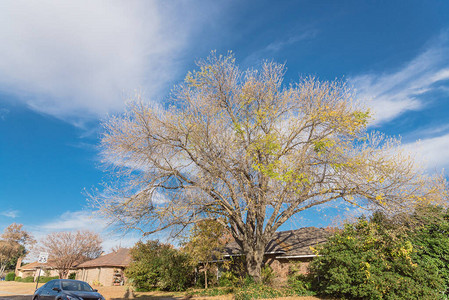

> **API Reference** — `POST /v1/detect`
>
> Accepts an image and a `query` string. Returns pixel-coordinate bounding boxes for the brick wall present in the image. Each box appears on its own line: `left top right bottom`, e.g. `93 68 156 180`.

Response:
76 267 125 286
264 256 312 285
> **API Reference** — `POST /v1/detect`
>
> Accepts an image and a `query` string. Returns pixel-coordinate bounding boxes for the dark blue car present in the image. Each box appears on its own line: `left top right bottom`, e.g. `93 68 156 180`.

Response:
33 279 105 300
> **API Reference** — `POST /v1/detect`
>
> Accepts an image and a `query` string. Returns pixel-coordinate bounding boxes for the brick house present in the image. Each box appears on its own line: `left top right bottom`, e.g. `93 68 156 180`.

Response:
17 261 44 278
17 259 77 280
221 227 329 282
76 248 131 286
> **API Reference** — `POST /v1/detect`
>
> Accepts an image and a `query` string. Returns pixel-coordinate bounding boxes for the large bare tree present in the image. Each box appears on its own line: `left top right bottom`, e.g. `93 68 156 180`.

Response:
38 230 102 279
0 223 34 278
93 52 446 281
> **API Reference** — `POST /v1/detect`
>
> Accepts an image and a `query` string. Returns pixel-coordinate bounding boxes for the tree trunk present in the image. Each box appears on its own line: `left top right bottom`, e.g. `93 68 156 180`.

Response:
59 269 67 279
244 247 265 283
204 268 208 289
0 265 6 278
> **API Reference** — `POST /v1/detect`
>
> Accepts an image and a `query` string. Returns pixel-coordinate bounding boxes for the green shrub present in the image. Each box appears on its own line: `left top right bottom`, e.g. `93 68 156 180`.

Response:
218 256 247 287
23 276 34 282
218 271 240 287
157 249 194 291
287 273 315 296
15 276 34 282
261 265 275 285
5 272 15 281
68 272 76 280
309 215 444 300
409 205 449 296
38 276 58 283
194 287 234 296
125 240 195 292
234 283 293 300
193 265 218 288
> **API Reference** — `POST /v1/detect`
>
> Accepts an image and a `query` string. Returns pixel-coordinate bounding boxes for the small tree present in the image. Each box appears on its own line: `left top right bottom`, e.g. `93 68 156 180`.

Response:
0 241 22 278
183 219 230 288
38 230 102 278
0 223 34 277
94 52 446 282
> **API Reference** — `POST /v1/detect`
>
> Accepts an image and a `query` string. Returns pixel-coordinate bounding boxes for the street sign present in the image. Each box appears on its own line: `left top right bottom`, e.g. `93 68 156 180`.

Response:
38 252 49 264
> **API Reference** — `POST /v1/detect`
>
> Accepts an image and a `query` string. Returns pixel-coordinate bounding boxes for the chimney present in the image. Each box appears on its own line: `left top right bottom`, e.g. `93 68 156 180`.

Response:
15 256 23 276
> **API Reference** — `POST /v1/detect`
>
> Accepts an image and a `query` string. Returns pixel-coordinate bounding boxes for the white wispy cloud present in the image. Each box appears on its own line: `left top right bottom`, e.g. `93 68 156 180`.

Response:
0 1 224 126
402 132 449 171
27 210 171 258
244 29 318 65
39 210 107 231
0 209 19 218
409 124 449 138
265 30 318 53
0 108 9 120
101 235 141 253
350 32 449 125
27 210 133 253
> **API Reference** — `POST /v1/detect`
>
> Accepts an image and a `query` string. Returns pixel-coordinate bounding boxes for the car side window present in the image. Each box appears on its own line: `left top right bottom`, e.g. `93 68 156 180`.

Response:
46 281 55 290
61 281 75 291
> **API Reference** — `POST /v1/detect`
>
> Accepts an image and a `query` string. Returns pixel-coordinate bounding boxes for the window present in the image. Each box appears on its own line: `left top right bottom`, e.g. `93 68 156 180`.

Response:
61 281 93 292
45 281 55 290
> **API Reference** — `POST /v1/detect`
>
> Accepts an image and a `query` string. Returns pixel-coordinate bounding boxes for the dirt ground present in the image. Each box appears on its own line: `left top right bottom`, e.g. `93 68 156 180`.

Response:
0 281 324 300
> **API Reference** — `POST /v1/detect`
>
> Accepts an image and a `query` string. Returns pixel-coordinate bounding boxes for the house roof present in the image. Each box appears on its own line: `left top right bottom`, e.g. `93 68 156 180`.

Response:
77 248 131 268
19 259 59 271
222 227 329 258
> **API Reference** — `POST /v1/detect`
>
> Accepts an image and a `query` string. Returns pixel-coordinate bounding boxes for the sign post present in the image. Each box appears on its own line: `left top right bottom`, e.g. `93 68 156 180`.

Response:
35 252 49 290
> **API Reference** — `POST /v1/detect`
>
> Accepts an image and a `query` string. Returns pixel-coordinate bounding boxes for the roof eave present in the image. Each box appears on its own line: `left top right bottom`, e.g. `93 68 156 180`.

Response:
275 254 320 259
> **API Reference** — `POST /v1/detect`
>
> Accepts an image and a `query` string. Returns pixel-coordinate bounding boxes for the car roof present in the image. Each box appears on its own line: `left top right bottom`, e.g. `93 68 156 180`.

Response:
55 279 86 282
49 279 90 284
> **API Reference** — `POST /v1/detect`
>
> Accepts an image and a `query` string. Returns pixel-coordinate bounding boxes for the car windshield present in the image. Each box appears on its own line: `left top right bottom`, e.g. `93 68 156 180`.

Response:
61 281 94 292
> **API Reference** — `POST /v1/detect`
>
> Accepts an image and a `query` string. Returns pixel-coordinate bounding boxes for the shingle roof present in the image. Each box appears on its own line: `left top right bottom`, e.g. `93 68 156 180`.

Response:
77 248 131 268
19 259 59 270
222 227 329 258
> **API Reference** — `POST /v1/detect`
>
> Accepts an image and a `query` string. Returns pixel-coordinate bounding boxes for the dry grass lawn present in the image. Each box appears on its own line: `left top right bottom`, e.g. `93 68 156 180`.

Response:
0 282 325 300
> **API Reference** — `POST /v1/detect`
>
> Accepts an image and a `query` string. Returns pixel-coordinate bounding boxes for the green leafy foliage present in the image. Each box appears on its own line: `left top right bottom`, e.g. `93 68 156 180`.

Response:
194 287 234 296
38 276 59 283
234 283 294 300
261 265 275 285
194 267 218 288
309 211 446 299
125 240 194 292
23 276 34 282
198 274 308 300
287 271 315 296
218 256 247 287
218 271 240 287
1 244 26 271
15 276 34 282
14 275 57 283
5 271 15 281
0 223 35 278
182 219 229 288
408 205 449 294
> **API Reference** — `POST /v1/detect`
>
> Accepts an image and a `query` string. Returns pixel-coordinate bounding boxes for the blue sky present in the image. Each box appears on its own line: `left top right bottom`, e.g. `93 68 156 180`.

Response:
1 0 449 251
